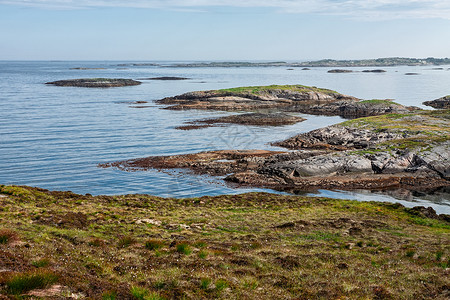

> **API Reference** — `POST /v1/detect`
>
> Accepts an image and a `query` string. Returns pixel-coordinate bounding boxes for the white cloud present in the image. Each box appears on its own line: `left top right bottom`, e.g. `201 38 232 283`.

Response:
1 0 450 20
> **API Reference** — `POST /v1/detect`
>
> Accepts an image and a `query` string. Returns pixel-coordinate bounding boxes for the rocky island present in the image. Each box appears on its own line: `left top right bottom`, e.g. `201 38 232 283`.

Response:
157 85 415 118
101 109 450 194
45 78 141 88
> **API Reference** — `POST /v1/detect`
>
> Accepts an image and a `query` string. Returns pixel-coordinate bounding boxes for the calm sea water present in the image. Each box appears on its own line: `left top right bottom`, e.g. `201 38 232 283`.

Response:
1 61 449 213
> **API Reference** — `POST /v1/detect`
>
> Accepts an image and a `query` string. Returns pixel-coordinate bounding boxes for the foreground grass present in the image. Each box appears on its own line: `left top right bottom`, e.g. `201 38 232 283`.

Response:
0 185 449 299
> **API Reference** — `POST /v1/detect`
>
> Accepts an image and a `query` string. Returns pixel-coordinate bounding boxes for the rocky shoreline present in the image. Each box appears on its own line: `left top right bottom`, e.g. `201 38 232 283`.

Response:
100 109 450 194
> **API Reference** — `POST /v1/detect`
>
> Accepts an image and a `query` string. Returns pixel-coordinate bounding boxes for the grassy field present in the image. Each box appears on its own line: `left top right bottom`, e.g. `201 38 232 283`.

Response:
0 185 449 299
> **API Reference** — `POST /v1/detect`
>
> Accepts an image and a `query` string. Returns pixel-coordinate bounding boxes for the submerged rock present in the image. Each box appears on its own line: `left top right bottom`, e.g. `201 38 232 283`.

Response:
176 113 306 130
423 95 450 109
45 78 141 88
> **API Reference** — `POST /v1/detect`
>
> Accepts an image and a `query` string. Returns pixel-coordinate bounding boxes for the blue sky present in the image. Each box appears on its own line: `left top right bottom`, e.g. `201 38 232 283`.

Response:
0 1 449 60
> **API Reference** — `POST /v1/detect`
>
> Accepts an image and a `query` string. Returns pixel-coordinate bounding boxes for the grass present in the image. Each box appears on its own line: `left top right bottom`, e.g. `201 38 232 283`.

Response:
216 84 339 96
0 185 448 299
176 242 192 255
145 239 165 250
358 99 403 106
117 236 137 248
5 270 58 294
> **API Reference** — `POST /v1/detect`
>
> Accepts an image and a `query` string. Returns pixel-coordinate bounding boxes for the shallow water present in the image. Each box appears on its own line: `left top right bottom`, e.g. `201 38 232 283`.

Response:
0 61 449 213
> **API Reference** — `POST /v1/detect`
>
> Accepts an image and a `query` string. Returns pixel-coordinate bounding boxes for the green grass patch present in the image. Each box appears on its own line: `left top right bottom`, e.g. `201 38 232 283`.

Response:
176 242 192 255
6 270 58 294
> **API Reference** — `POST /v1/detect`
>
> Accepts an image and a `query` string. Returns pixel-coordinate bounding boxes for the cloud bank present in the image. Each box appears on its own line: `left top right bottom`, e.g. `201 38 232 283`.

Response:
1 0 450 20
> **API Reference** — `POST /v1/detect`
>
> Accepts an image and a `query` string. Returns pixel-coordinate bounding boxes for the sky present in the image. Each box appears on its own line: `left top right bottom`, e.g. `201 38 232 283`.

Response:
0 0 449 61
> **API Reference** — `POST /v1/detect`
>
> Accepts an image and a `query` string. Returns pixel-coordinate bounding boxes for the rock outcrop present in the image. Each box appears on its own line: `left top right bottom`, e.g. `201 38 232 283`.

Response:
423 95 450 109
46 78 141 88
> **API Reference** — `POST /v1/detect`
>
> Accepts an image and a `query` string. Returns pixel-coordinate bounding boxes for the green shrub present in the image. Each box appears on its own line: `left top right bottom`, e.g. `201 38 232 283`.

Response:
145 239 164 251
406 249 416 258
6 270 58 294
176 242 192 255
200 278 211 290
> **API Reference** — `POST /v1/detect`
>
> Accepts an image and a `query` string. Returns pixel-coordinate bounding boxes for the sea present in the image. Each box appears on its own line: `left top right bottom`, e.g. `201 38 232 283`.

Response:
1 61 449 213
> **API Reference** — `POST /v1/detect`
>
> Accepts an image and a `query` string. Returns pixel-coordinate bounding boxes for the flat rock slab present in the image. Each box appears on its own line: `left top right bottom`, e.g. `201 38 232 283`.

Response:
45 78 141 88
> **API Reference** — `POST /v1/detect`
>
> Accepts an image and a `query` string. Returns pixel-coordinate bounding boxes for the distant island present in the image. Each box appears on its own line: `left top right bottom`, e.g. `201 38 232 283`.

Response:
116 57 450 68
